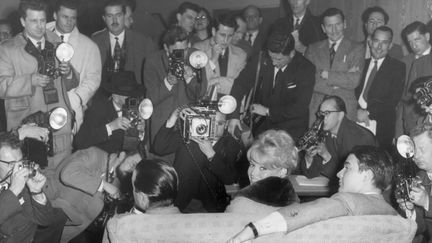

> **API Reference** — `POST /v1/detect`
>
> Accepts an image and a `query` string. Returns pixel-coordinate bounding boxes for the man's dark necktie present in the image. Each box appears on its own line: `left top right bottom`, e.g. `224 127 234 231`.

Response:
273 68 283 91
362 60 378 102
329 42 336 67
37 41 42 52
248 33 253 46
294 18 301 30
218 48 229 77
60 35 64 42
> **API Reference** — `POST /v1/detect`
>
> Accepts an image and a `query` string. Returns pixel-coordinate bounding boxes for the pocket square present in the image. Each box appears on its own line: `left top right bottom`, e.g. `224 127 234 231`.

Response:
286 83 297 89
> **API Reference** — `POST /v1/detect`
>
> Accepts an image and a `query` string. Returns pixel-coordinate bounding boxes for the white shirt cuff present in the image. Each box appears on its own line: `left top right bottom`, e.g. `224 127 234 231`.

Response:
254 212 287 235
185 76 193 84
106 124 112 136
98 180 104 192
424 196 429 211
33 193 47 205
164 77 174 91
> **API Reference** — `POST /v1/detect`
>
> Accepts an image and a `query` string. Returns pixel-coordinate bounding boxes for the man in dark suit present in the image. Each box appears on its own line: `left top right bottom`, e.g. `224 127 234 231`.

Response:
92 0 157 86
242 5 266 58
0 132 66 243
74 71 145 153
355 26 405 151
271 0 325 54
361 6 404 60
227 31 316 140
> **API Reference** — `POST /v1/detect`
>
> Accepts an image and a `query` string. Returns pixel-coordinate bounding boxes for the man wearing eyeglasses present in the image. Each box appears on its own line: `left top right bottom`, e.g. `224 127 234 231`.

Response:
0 132 66 243
299 96 377 187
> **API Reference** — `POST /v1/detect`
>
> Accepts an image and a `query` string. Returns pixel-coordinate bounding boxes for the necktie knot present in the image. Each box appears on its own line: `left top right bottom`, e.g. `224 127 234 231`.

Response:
329 43 336 67
294 18 301 30
37 41 42 51
248 33 253 45
60 35 64 42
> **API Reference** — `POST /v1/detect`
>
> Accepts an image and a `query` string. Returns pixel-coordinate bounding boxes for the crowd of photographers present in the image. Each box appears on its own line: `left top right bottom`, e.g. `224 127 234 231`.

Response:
3 0 432 242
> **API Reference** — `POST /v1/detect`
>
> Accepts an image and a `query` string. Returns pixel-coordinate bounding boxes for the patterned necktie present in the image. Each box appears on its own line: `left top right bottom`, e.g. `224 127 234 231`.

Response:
362 60 378 102
329 42 336 67
37 41 42 51
114 36 121 58
294 18 301 30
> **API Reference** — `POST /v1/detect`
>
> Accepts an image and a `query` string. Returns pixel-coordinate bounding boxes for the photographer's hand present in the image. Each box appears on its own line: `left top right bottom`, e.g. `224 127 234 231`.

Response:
166 108 182 128
26 168 46 195
191 137 215 160
18 124 49 142
118 152 141 174
108 117 131 131
396 198 414 211
103 181 120 199
211 43 224 63
9 163 30 197
183 65 195 82
58 61 71 76
31 73 50 88
166 73 178 85
409 185 429 209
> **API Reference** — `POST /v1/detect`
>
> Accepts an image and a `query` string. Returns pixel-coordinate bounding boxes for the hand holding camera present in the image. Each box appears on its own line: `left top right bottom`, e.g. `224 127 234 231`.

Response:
58 61 71 76
227 119 242 139
9 163 30 196
108 117 131 131
103 181 120 199
31 73 51 88
26 168 46 195
408 185 429 209
167 72 178 85
183 65 195 82
191 137 215 160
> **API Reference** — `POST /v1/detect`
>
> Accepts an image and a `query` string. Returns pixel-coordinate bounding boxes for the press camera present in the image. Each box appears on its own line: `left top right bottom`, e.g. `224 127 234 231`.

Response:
413 77 432 107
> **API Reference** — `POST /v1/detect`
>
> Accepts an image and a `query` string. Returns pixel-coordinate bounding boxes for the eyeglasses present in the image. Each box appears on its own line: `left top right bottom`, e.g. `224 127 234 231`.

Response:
196 16 207 20
316 110 340 117
0 159 27 166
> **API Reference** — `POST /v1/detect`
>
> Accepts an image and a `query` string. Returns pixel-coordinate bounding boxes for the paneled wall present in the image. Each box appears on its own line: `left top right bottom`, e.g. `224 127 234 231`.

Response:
308 0 432 49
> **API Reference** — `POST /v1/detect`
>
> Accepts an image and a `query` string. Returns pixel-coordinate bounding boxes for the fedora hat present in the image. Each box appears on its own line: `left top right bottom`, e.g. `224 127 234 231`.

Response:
103 71 145 97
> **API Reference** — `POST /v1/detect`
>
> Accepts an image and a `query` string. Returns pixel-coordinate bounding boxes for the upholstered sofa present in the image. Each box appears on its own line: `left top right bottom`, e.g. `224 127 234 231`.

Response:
103 213 417 243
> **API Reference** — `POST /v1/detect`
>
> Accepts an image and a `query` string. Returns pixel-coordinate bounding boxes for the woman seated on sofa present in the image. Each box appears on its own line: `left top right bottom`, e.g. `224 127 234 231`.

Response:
225 130 300 215
131 158 180 214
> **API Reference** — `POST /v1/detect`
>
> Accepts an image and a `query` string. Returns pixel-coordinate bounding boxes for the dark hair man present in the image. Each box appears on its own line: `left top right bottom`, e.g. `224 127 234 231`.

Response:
229 145 397 242
0 132 66 243
395 21 432 139
228 30 315 141
299 96 377 185
361 6 404 59
193 14 247 96
354 26 405 151
92 0 156 85
45 0 102 133
0 0 74 168
306 8 364 125
176 1 200 34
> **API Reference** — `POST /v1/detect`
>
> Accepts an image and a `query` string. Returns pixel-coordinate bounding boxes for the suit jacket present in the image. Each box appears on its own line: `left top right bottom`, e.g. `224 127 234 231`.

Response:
0 188 64 243
300 117 377 181
277 192 397 233
74 92 124 153
306 38 364 122
271 9 325 47
91 29 157 85
44 147 109 242
46 21 102 132
229 51 315 139
355 56 405 150
395 53 432 137
143 50 207 143
249 29 266 59
193 39 247 95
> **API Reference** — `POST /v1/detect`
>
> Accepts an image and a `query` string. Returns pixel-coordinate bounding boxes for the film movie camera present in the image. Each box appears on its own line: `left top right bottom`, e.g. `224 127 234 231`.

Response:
394 135 422 202
21 107 68 167
297 115 326 151
179 95 236 143
121 97 153 151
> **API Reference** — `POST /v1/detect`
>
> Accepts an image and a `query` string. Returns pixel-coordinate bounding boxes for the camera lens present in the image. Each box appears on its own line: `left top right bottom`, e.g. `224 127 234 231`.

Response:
196 124 207 135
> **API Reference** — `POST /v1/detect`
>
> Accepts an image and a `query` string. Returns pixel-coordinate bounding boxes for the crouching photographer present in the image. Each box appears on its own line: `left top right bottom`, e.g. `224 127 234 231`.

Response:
0 132 66 243
152 105 242 212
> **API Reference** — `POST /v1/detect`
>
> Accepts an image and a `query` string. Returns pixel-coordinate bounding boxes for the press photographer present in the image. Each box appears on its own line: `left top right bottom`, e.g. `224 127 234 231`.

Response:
152 102 242 212
0 132 66 243
144 25 208 145
74 71 148 153
0 0 74 169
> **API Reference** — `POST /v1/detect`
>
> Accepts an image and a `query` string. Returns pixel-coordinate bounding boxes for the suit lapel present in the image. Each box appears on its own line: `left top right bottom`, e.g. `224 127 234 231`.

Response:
332 38 349 69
